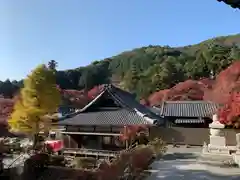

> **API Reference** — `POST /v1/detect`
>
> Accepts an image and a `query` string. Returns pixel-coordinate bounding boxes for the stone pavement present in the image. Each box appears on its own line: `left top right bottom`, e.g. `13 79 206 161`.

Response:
145 146 240 180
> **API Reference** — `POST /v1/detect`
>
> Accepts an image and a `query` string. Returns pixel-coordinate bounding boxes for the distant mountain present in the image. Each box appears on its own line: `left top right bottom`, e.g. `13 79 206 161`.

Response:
0 34 240 102
179 33 240 54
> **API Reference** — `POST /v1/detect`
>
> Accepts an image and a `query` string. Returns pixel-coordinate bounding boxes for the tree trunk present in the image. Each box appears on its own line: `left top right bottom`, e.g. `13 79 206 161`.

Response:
33 133 42 151
0 157 3 174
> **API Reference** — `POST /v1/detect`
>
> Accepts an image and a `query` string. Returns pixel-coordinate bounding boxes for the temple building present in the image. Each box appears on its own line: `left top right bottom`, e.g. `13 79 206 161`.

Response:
150 101 220 128
58 84 164 157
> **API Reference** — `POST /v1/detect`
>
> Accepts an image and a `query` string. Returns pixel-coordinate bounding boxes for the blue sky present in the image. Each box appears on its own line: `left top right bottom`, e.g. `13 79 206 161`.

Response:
0 0 239 80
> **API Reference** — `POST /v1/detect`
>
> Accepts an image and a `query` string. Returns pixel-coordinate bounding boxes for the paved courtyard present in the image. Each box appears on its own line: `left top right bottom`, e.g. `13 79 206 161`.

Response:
146 146 240 180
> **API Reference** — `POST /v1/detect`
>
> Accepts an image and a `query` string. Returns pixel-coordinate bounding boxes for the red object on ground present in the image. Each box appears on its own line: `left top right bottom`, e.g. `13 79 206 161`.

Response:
45 140 63 152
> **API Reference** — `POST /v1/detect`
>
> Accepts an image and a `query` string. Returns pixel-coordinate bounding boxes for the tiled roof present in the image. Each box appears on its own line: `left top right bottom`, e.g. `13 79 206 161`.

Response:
217 0 240 8
151 101 220 118
174 118 205 124
107 85 161 119
59 84 164 126
59 108 151 126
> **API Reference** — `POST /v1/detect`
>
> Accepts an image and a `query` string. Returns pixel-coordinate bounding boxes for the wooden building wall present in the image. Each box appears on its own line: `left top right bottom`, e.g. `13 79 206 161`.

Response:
150 127 240 146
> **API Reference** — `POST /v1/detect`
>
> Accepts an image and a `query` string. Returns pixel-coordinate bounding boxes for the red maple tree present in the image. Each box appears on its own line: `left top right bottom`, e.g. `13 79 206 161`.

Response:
59 86 103 108
87 85 104 99
145 61 240 106
218 90 240 128
119 125 149 144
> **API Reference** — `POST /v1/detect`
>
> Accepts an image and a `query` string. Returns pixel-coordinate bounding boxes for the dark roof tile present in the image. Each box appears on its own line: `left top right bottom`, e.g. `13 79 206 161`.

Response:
174 118 205 124
59 84 164 126
151 101 219 118
59 108 151 126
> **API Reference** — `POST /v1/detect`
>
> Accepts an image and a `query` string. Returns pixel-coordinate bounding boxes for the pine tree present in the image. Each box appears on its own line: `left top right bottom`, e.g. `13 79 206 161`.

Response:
48 60 58 70
8 64 61 147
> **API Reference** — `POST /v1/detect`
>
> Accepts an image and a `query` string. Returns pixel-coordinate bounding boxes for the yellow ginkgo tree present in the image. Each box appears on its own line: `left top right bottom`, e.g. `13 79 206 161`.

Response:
8 64 61 148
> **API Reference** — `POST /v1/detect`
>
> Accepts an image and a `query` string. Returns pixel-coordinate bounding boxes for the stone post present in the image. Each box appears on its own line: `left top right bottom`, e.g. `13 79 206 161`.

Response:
233 133 240 166
236 133 240 150
202 141 208 153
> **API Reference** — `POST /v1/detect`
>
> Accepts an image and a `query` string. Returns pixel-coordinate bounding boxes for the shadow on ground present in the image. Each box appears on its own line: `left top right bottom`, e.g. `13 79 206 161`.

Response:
161 153 198 160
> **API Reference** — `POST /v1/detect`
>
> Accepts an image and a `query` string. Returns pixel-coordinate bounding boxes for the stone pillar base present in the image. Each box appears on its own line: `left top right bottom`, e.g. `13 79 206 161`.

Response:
207 144 229 155
233 153 240 167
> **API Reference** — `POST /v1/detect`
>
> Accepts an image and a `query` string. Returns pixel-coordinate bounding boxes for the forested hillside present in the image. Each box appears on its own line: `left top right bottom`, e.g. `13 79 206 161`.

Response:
1 34 240 101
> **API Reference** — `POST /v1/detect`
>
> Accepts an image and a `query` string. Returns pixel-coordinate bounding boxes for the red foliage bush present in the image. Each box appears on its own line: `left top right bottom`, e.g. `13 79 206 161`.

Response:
146 61 240 126
119 125 149 141
218 91 240 127
0 86 104 124
130 147 153 170
147 80 207 106
205 62 240 126
87 85 104 99
167 80 207 101
63 89 90 108
0 98 14 124
146 61 240 107
97 146 153 180
204 61 240 104
148 89 170 106
59 86 103 109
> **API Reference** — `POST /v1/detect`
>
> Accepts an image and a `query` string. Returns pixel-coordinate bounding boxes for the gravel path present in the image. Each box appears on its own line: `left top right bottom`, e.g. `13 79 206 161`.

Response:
145 146 240 180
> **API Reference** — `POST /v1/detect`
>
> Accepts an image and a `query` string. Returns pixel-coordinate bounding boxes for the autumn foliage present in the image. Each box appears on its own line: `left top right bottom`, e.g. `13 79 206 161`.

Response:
119 125 149 145
2 61 240 128
59 85 103 108
0 98 14 125
9 64 61 136
0 85 103 125
204 61 240 104
218 91 240 128
147 79 213 106
147 61 240 105
146 61 240 127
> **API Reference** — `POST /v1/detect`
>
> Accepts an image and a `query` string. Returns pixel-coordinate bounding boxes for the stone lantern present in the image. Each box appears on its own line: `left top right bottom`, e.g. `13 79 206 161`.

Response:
208 114 229 154
209 114 225 136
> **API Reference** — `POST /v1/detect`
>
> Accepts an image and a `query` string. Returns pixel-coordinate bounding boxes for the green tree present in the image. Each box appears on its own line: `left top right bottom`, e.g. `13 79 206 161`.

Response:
191 48 211 79
9 64 61 148
208 44 232 74
136 75 152 100
122 62 139 93
229 44 240 60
